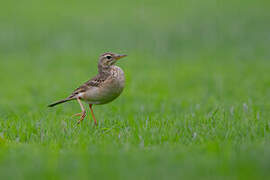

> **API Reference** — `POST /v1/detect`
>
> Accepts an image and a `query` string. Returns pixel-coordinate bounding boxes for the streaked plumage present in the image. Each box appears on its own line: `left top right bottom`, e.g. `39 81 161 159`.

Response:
48 52 127 125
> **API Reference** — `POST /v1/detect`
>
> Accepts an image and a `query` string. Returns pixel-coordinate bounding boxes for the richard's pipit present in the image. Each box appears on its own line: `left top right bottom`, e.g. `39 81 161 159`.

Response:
48 52 127 125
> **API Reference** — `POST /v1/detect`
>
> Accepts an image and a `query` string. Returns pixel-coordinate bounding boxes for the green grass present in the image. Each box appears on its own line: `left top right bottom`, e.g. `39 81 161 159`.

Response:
1 0 270 179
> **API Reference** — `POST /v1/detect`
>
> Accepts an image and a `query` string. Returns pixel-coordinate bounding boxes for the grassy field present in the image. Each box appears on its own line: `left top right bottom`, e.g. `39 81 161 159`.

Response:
1 0 270 179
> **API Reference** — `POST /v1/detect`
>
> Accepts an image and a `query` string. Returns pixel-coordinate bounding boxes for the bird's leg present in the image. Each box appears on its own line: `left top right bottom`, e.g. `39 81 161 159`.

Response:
72 98 86 124
89 104 97 125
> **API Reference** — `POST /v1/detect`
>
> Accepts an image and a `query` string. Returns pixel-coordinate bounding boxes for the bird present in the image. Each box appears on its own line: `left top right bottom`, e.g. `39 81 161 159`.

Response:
48 52 127 125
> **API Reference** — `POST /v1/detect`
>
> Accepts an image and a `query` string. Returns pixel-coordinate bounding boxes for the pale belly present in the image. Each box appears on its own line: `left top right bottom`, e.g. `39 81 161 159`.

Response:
81 66 125 105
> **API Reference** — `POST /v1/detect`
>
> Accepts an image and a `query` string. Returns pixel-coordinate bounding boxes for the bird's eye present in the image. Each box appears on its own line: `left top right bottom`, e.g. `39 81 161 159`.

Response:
106 56 112 59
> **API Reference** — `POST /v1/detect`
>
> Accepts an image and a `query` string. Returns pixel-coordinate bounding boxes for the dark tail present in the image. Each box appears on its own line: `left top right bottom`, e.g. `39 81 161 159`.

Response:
48 98 74 107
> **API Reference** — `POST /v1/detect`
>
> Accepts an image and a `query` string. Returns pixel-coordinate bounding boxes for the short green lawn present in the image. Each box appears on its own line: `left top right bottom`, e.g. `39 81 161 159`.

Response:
0 0 270 179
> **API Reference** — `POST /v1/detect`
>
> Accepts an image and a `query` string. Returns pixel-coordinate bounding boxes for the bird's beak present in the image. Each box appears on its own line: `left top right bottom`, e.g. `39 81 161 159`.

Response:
115 54 127 60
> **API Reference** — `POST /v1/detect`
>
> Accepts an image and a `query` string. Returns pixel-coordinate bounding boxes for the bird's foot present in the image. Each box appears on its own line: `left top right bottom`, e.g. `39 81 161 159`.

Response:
71 111 86 124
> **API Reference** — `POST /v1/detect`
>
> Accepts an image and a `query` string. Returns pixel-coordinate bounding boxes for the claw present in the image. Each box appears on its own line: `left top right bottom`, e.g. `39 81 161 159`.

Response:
71 113 82 118
77 113 86 124
72 111 86 124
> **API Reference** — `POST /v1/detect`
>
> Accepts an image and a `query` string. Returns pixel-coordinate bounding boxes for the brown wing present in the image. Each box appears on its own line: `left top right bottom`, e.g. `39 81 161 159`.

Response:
68 73 109 98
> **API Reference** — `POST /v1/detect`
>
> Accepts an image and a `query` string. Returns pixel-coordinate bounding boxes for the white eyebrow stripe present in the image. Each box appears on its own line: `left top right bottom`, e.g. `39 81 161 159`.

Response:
101 52 113 56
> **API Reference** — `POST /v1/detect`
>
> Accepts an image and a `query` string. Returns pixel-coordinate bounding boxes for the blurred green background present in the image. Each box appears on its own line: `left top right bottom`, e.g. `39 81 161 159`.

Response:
0 0 270 179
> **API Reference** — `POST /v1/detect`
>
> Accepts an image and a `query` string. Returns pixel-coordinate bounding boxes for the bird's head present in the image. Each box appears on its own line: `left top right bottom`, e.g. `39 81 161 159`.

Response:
98 52 127 70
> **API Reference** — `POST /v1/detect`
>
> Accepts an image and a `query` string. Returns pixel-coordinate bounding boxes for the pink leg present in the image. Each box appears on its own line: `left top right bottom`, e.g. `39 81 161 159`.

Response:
72 98 86 124
89 104 97 125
